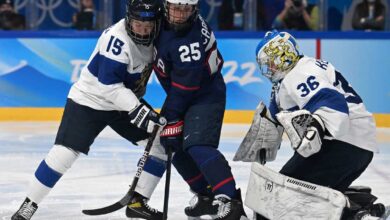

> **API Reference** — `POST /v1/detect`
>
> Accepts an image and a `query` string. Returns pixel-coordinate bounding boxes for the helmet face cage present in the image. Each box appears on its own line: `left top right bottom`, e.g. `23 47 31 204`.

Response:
256 31 300 83
125 0 161 46
164 0 198 33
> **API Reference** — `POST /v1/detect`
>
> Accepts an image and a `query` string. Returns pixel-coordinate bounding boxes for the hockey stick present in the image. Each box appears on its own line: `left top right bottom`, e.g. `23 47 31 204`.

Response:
162 146 172 220
82 125 161 216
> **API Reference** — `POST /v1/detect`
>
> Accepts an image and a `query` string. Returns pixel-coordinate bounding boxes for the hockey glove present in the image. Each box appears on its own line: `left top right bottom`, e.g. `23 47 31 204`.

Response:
128 103 167 133
160 120 184 152
276 110 325 158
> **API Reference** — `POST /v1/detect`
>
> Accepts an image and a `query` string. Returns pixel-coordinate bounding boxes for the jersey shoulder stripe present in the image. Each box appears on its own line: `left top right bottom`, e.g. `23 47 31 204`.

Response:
87 52 128 85
303 88 349 114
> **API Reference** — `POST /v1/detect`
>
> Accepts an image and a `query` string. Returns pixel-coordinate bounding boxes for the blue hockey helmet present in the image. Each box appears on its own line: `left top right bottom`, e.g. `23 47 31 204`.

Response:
125 0 162 46
256 30 301 83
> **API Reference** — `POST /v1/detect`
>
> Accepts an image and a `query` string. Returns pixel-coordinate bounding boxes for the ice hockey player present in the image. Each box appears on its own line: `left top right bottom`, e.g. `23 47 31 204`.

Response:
126 0 247 219
11 0 166 219
237 30 385 219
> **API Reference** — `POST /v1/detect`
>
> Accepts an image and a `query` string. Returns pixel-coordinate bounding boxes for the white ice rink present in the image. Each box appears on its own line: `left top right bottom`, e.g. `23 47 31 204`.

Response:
0 122 389 220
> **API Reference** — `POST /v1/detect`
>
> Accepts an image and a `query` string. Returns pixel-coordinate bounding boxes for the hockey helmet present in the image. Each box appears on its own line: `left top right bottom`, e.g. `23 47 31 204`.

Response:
125 0 162 46
164 0 198 33
256 30 301 83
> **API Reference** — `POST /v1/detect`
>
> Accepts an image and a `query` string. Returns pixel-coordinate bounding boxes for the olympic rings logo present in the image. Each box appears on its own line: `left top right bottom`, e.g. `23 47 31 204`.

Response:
13 0 80 28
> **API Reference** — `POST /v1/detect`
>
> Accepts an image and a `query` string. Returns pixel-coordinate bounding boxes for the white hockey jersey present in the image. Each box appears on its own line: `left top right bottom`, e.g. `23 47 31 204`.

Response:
269 56 377 153
68 19 154 112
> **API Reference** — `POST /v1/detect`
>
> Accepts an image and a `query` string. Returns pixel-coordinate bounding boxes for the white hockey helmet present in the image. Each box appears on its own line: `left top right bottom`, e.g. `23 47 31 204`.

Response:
164 0 199 33
256 30 301 83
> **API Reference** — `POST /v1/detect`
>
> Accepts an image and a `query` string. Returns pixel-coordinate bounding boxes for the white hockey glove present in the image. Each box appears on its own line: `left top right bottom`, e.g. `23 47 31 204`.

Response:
276 110 325 158
128 103 167 133
234 101 284 164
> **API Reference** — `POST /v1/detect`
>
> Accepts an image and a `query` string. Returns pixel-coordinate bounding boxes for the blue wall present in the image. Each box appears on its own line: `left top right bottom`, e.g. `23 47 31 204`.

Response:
0 31 389 113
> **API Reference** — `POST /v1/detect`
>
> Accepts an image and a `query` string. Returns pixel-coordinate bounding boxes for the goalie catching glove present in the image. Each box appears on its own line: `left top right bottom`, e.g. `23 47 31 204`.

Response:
276 110 325 158
128 103 167 133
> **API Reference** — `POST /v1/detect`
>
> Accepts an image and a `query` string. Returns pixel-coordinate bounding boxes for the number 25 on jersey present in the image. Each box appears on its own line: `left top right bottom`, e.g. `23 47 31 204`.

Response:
179 42 201 62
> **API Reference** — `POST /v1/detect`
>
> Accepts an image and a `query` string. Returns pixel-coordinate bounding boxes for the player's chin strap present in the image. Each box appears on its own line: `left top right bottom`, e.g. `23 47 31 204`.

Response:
276 110 325 158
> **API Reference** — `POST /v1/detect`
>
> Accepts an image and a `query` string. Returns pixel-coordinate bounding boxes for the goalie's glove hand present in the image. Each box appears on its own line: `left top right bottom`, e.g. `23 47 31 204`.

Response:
128 103 167 133
297 114 325 157
160 120 184 152
276 110 325 158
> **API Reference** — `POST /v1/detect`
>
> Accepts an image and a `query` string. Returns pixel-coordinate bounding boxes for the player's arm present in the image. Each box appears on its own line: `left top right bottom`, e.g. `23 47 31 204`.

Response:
289 68 350 137
93 33 165 132
162 66 203 120
276 70 349 157
161 42 205 121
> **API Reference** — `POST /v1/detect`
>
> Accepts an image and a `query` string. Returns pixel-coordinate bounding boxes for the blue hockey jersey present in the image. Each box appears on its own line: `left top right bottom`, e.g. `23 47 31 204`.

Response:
153 16 226 121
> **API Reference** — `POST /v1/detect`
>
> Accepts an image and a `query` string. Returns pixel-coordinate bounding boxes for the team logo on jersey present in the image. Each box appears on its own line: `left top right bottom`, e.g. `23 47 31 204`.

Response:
133 64 153 98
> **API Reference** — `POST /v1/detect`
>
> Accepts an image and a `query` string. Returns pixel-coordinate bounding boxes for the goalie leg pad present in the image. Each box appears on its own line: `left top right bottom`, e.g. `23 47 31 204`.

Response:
245 163 347 220
234 101 283 163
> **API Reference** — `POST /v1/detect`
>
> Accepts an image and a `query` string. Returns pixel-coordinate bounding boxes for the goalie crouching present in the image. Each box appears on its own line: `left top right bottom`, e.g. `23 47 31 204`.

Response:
234 30 386 220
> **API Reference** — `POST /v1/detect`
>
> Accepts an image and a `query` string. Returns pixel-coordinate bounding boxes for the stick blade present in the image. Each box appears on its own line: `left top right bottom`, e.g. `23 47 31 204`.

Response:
82 202 124 215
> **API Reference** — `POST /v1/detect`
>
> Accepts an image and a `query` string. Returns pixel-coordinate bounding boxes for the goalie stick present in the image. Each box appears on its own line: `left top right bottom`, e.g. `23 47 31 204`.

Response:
82 124 162 216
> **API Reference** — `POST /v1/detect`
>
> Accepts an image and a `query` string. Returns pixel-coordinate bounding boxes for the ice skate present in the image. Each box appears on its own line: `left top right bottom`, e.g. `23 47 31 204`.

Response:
126 192 163 220
11 197 38 220
185 193 218 219
212 190 247 220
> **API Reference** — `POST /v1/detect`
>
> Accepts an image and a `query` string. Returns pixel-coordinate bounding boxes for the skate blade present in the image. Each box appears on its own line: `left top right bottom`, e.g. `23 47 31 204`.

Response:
379 205 390 220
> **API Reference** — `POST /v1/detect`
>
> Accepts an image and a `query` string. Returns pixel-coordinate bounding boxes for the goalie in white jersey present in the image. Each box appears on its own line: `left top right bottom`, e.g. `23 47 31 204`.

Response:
247 30 384 219
11 1 166 220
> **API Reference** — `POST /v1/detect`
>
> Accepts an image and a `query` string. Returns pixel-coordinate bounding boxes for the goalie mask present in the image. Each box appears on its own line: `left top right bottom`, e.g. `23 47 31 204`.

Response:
126 0 162 46
256 30 301 83
164 0 198 33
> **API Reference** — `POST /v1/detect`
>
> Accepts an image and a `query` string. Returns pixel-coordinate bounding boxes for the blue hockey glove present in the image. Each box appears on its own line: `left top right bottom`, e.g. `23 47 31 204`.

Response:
160 120 184 152
128 103 166 133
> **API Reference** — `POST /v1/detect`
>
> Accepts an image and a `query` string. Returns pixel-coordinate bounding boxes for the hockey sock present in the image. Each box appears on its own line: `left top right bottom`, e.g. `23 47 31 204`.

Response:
28 145 79 204
173 149 210 195
135 155 166 198
187 146 237 198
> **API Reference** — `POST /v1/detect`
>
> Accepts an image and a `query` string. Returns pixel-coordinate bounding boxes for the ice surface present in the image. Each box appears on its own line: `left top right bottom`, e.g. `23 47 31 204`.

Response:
0 122 389 220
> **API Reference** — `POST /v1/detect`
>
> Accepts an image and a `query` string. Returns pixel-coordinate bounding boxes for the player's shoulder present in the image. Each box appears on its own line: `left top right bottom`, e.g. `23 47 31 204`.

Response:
97 19 135 61
190 15 214 44
166 16 214 59
100 19 132 47
280 57 324 89
296 56 335 71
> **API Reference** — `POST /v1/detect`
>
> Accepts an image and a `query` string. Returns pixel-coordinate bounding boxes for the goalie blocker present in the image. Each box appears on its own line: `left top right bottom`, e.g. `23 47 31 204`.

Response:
233 101 283 164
